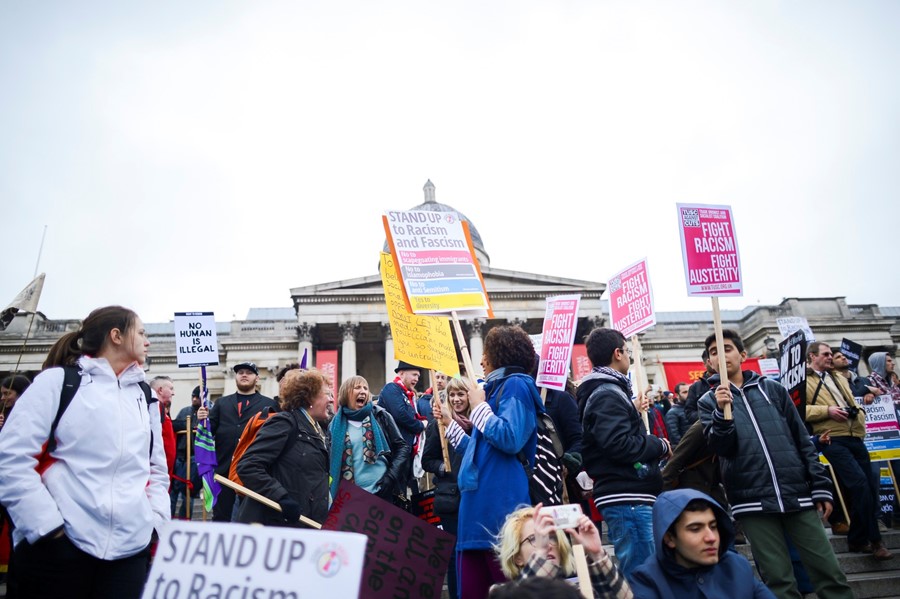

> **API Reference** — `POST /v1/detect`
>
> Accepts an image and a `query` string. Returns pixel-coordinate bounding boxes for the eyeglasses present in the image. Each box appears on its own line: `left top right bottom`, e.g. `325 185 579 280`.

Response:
619 346 633 357
519 534 559 550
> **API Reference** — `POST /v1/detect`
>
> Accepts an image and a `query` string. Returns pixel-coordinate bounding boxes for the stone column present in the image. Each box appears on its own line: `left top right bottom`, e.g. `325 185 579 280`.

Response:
466 319 486 379
297 322 315 367
340 322 359 382
382 323 395 387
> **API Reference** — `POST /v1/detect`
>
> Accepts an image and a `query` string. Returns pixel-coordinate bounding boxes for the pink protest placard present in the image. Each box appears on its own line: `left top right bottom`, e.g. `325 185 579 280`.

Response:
608 259 656 338
536 294 581 391
571 344 592 383
676 203 743 296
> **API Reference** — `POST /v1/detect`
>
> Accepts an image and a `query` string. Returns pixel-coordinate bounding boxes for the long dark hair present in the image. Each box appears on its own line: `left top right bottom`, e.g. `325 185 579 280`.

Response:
43 306 139 370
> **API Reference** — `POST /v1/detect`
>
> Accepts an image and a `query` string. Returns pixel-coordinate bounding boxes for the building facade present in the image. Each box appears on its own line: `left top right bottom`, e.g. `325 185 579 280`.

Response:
2 182 897 414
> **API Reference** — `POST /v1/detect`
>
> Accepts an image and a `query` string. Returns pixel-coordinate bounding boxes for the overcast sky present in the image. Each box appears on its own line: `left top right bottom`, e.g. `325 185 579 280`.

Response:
3 1 898 324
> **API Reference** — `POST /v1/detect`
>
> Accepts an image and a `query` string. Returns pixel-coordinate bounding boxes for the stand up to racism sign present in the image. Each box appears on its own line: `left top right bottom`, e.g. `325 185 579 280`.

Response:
382 209 491 317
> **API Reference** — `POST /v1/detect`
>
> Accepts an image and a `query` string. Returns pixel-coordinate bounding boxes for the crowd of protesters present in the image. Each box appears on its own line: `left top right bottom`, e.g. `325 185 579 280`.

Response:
2 305 900 598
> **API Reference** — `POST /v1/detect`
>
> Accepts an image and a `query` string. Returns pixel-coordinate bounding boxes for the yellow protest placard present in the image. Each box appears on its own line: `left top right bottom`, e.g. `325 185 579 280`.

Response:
380 252 460 378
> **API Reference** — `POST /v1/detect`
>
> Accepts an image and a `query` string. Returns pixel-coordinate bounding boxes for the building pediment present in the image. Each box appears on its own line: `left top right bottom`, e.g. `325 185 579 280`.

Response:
290 266 605 305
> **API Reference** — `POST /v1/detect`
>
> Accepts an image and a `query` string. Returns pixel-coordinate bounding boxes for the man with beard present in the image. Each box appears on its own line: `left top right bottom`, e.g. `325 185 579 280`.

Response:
200 362 276 521
378 361 427 496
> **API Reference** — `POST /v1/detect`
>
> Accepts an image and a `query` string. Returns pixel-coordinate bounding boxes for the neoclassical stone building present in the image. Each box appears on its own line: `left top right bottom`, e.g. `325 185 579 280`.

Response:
2 182 897 414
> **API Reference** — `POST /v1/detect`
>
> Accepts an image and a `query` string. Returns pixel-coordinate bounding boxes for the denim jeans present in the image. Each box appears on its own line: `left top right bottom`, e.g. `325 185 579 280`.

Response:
600 503 655 581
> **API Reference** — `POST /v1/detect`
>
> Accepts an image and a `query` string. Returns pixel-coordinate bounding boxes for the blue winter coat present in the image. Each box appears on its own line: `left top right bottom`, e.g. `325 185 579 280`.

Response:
630 489 775 599
454 369 539 550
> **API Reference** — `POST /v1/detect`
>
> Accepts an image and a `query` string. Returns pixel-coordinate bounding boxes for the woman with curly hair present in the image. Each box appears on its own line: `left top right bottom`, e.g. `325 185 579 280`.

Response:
236 368 330 527
434 325 544 599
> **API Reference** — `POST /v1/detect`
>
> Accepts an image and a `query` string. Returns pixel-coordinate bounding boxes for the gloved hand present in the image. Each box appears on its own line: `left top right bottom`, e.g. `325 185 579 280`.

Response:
563 451 582 472
280 498 302 523
375 475 396 500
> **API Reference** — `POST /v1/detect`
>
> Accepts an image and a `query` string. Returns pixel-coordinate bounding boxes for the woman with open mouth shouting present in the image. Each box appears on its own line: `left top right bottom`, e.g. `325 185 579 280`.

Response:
328 376 410 502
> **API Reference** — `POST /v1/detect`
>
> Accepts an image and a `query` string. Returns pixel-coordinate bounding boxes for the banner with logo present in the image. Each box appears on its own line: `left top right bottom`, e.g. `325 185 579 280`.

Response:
142 520 366 599
382 210 491 317
536 295 581 391
608 259 656 338
676 203 743 296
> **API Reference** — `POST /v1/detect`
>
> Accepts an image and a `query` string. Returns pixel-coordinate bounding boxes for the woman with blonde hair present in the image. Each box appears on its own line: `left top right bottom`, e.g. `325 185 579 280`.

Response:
423 375 473 599
236 368 330 527
494 504 632 599
329 376 409 500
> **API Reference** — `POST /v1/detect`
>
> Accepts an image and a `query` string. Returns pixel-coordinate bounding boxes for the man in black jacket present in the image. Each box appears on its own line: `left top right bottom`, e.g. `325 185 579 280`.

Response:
699 330 852 599
577 327 671 581
200 361 277 522
684 350 714 423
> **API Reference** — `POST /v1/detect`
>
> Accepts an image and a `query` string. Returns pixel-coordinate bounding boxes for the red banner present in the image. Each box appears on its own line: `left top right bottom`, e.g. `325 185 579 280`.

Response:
661 358 760 392
571 344 592 383
316 350 339 408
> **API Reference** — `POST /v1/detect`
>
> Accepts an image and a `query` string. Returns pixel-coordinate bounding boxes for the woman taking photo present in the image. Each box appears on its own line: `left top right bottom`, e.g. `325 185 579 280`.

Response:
237 368 330 527
494 504 631 599
0 306 169 599
423 376 472 599
433 324 543 599
329 376 409 501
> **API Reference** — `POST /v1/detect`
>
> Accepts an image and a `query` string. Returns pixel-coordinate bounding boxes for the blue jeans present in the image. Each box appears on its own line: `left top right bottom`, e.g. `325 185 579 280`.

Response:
600 504 654 581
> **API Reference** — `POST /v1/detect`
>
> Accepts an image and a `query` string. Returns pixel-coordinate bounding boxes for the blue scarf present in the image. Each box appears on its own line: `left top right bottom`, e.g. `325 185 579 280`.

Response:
328 403 388 498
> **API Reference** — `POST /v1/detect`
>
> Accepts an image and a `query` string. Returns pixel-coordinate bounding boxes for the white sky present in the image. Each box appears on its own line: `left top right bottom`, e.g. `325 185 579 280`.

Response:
3 1 898 324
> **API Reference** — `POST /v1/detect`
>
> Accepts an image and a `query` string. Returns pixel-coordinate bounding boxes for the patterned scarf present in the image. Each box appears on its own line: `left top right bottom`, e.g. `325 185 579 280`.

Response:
394 376 427 454
869 371 900 405
328 403 388 499
592 365 634 399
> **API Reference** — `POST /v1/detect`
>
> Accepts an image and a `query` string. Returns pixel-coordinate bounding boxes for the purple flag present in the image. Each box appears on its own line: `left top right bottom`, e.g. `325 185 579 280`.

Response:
193 366 220 511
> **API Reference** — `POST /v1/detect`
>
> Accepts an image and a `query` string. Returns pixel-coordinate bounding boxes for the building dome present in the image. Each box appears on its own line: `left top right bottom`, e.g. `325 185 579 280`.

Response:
383 180 491 266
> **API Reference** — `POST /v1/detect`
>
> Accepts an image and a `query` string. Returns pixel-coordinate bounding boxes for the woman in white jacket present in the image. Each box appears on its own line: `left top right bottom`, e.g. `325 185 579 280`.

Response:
0 305 170 599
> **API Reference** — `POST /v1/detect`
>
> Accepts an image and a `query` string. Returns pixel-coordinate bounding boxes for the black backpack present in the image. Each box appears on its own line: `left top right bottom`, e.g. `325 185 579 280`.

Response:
44 365 154 457
497 380 566 506
519 410 566 506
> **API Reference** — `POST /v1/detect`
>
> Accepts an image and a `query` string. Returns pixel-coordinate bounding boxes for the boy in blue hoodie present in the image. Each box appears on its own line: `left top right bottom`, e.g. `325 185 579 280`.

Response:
631 489 775 598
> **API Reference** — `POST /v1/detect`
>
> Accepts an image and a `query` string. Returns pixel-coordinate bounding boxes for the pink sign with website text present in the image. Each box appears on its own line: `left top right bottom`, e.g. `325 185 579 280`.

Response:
676 203 743 296
608 259 656 338
536 294 581 391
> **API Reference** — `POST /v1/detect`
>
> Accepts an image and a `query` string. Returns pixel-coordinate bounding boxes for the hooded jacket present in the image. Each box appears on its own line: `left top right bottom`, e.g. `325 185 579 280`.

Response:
698 371 833 516
445 369 538 550
0 357 170 559
577 370 668 509
630 489 775 598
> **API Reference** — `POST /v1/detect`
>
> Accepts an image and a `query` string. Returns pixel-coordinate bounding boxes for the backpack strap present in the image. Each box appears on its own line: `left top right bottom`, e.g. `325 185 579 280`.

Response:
48 365 83 454
809 374 826 406
141 381 156 457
